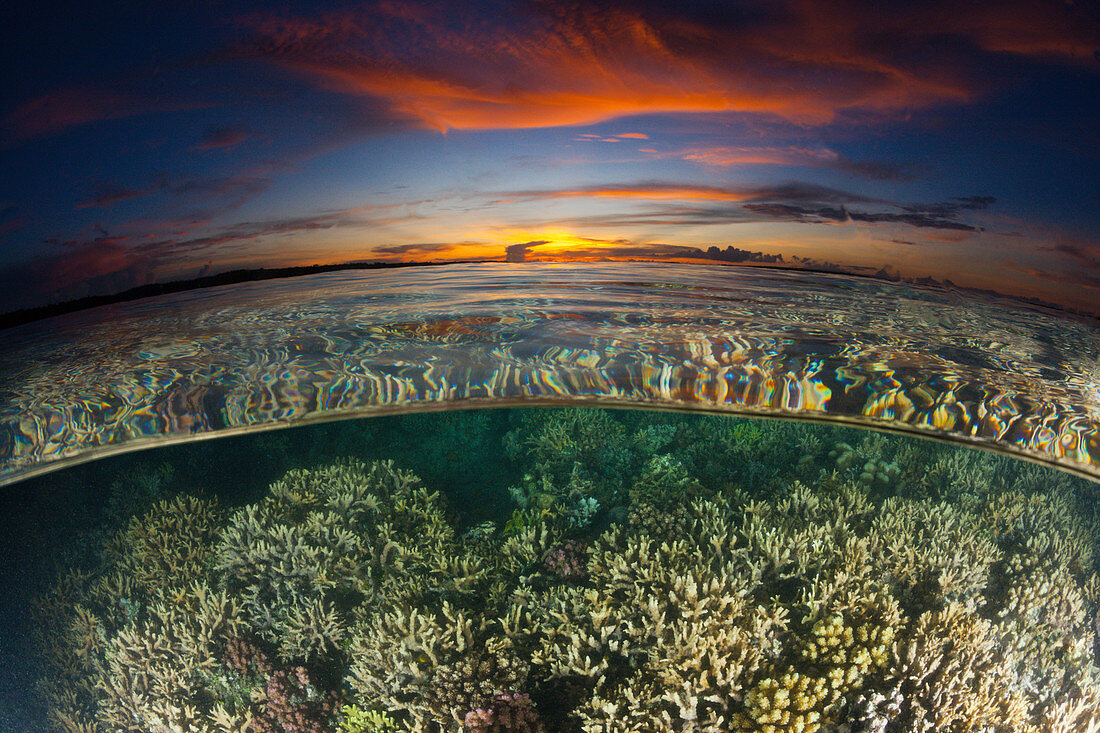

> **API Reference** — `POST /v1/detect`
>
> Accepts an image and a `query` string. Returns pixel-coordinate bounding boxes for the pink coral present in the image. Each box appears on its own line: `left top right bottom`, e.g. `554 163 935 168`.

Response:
462 691 545 733
224 635 338 733
543 540 587 579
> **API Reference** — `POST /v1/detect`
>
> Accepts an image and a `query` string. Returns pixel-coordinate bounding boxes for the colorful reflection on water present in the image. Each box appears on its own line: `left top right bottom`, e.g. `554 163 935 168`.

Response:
2 263 1097 484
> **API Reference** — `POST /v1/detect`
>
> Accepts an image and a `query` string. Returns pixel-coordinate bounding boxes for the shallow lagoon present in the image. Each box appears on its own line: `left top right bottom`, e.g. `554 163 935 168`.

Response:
2 407 1100 732
1 263 1099 732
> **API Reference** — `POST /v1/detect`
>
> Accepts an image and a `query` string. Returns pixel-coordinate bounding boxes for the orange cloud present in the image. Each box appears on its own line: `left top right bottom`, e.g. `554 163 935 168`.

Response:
232 1 986 132
499 181 878 205
515 184 755 202
232 1 1096 133
680 146 838 167
951 2 1100 62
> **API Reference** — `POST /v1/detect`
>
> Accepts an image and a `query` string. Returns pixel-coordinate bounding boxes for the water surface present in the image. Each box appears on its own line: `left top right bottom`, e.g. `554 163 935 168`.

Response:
2 263 1098 485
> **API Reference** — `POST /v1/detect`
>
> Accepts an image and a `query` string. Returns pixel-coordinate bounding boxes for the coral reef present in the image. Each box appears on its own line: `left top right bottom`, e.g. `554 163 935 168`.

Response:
222 634 339 733
338 704 399 733
542 540 587 580
462 692 545 732
31 408 1100 733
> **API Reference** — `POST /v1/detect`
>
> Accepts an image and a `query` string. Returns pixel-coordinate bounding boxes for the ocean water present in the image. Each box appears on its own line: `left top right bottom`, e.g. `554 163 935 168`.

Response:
1 262 1099 732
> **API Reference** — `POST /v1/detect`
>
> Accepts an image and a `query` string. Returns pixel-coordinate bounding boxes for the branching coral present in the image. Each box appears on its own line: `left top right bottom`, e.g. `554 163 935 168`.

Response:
215 459 472 662
31 411 1100 733
889 602 1029 732
348 603 532 730
462 691 545 733
628 454 704 508
531 498 788 731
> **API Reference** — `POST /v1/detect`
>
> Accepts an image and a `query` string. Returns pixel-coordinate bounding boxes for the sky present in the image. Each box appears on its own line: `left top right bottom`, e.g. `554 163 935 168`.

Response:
0 0 1098 313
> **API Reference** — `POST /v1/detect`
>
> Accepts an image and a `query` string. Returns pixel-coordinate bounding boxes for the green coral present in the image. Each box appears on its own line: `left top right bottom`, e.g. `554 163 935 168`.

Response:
628 453 704 508
337 704 397 733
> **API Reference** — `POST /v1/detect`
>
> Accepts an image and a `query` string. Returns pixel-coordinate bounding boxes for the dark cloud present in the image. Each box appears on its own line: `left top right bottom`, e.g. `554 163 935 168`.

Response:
675 145 915 181
72 169 274 214
0 204 23 234
163 173 270 201
505 240 550 262
2 86 209 146
76 184 153 209
494 182 994 233
900 196 996 217
2 207 383 309
372 242 456 255
1039 239 1100 268
742 203 981 231
510 239 785 265
191 126 254 151
832 158 915 182
698 245 784 263
498 181 881 205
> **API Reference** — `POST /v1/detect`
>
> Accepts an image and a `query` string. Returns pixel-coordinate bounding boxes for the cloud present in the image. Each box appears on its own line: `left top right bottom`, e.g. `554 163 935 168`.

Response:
505 239 550 262
674 145 913 181
162 173 271 202
372 242 457 255
2 86 207 146
951 2 1100 62
742 203 982 231
72 171 273 214
191 126 254 151
2 206 388 309
490 181 993 233
1038 235 1100 273
76 184 154 209
496 237 785 265
696 245 784 264
901 196 996 216
499 181 881 204
227 0 1094 133
0 203 24 234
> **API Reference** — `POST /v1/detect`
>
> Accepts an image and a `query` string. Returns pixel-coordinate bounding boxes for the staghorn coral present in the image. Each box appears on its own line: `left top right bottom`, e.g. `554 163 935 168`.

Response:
504 408 634 505
732 589 900 733
531 497 789 731
888 602 1029 732
869 495 1000 612
34 495 234 733
338 704 398 733
95 582 252 732
628 454 705 509
215 459 473 662
522 468 1100 732
348 603 532 731
32 410 1100 733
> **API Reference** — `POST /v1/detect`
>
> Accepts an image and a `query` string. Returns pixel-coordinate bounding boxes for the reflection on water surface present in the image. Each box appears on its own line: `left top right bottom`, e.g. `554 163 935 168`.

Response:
1 263 1098 484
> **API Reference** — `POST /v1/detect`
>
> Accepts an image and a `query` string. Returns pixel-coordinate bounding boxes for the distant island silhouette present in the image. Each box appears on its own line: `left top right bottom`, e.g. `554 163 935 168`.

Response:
1 257 1095 331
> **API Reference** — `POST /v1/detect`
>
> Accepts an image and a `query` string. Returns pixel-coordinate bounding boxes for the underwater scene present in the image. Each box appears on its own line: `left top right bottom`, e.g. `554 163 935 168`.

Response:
3 407 1100 733
3 1 1100 730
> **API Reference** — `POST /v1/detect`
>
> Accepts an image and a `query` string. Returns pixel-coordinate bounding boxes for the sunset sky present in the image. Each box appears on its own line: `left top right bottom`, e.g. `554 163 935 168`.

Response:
1 0 1098 312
